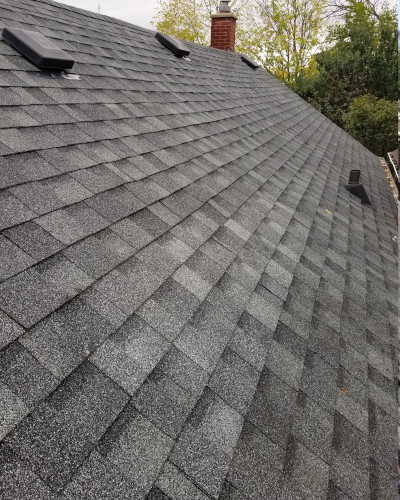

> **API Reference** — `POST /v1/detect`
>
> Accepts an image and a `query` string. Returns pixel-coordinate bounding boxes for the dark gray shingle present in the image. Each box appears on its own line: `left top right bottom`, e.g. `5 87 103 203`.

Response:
0 0 397 497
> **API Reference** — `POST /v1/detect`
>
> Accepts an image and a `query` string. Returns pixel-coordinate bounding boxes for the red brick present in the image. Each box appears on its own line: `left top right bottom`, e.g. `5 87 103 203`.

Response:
211 15 236 51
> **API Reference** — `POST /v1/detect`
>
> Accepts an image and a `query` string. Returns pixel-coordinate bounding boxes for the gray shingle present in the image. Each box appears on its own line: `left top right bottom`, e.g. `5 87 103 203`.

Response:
156 462 211 500
70 164 125 194
3 221 65 261
369 459 398 500
263 338 304 390
0 127 64 153
20 296 119 379
110 215 154 250
0 342 58 409
208 347 260 414
247 368 298 447
147 487 172 500
63 451 139 500
137 298 186 341
157 346 209 397
206 274 251 323
245 290 283 332
93 257 165 314
63 228 135 279
173 265 213 300
39 146 97 173
0 152 59 189
0 310 25 350
99 406 173 497
228 312 274 371
3 362 129 492
37 202 109 245
300 351 338 412
85 185 145 222
0 255 93 328
200 239 236 269
151 278 202 323
0 382 29 440
0 445 59 500
227 421 285 500
171 388 243 498
0 235 36 282
219 482 248 500
291 392 334 463
91 314 170 395
131 368 197 439
0 190 35 231
10 175 92 215
280 438 330 500
0 1 397 498
175 301 236 373
368 401 398 478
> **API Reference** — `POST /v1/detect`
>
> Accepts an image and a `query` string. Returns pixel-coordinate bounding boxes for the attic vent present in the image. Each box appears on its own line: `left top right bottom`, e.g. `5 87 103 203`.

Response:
155 32 190 58
241 54 259 69
2 27 75 70
344 169 372 205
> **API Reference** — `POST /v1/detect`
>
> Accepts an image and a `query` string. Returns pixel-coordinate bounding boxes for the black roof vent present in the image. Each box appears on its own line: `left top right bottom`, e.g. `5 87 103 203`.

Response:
348 169 361 184
241 54 259 69
344 170 372 205
2 27 75 70
155 32 190 58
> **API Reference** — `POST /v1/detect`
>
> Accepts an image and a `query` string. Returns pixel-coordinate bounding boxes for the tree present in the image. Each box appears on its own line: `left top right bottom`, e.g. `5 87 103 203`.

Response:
294 1 397 126
369 8 398 100
398 49 400 88
255 0 326 84
152 0 219 44
344 95 398 156
324 0 392 20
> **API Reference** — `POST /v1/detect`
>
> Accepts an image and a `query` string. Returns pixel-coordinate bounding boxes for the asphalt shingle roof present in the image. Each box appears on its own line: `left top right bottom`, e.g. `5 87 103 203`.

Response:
0 0 398 498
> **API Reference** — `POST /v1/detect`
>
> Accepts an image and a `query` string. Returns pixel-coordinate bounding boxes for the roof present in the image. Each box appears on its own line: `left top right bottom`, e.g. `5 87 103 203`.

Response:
0 1 398 499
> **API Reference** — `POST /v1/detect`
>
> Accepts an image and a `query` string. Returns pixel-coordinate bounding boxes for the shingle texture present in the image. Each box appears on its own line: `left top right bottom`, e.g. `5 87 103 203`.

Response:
0 0 398 498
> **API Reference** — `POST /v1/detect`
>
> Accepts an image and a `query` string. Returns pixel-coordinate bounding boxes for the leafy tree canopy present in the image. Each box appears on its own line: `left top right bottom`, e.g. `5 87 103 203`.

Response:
344 94 398 156
293 1 397 134
152 0 219 44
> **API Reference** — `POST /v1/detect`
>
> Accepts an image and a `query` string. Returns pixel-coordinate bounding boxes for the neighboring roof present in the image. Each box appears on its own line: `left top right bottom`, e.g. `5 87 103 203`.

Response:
0 1 398 499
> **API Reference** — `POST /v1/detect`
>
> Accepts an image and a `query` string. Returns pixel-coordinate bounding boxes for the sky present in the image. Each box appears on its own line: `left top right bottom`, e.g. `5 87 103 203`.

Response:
56 0 398 31
54 0 159 29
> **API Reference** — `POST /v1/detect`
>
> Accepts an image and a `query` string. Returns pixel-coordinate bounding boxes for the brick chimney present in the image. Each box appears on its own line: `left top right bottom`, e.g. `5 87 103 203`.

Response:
211 1 237 51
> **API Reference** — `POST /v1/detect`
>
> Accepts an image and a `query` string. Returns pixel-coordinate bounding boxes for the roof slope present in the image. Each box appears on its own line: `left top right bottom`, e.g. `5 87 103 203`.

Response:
0 1 398 499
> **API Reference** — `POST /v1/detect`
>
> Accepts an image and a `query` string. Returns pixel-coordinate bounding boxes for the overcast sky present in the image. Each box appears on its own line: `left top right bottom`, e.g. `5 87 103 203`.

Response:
56 0 397 31
54 0 159 29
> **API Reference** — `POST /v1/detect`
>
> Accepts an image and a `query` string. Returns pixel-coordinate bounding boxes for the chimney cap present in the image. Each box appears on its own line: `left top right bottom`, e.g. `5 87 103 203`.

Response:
218 1 231 12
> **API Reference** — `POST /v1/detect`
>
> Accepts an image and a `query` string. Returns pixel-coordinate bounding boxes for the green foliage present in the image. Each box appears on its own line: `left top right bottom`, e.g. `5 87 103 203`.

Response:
344 94 398 156
369 8 398 100
256 0 326 84
398 50 400 89
152 0 218 44
293 1 398 154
